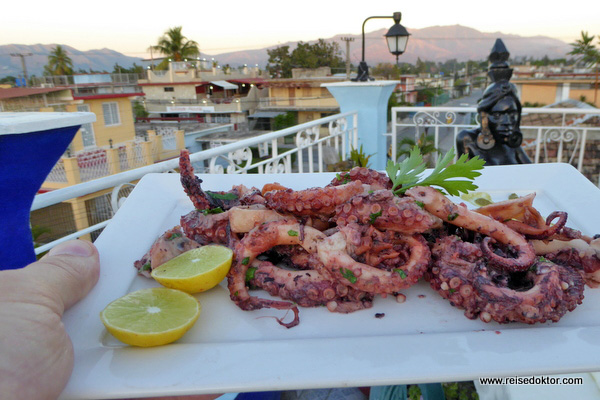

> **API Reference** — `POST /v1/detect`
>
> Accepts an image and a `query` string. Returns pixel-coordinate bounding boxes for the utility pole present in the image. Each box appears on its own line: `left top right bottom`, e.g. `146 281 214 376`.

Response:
341 37 354 80
10 53 32 86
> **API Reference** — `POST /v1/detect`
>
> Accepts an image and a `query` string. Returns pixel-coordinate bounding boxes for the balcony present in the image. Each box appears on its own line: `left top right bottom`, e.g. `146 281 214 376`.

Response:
258 95 339 112
143 97 244 116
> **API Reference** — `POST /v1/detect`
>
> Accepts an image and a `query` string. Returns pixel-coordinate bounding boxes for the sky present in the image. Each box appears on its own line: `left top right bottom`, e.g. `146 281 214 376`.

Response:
2 0 599 58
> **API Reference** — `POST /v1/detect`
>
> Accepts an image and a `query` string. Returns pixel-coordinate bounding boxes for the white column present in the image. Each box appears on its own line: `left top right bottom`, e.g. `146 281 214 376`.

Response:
322 81 399 171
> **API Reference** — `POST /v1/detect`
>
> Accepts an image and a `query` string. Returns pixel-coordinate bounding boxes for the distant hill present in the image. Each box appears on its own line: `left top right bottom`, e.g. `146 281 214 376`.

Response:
0 44 144 79
0 25 571 78
213 25 572 68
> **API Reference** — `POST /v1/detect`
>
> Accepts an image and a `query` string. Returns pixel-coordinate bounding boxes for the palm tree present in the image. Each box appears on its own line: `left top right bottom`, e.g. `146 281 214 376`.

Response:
152 27 199 70
568 31 600 104
44 45 74 76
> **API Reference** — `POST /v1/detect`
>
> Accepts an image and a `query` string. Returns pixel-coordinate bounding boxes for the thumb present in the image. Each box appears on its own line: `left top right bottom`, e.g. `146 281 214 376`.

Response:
24 240 100 314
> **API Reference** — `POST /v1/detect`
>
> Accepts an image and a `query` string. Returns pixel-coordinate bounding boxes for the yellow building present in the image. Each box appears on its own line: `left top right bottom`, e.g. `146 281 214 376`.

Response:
513 73 600 107
6 74 185 247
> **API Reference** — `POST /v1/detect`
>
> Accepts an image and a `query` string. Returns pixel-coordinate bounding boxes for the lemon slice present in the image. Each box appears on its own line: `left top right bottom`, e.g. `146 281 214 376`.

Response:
460 191 493 207
151 245 233 293
100 288 201 347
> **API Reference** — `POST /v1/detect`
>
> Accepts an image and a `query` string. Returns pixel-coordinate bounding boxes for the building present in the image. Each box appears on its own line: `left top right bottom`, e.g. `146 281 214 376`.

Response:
513 72 600 107
7 73 187 246
138 61 267 126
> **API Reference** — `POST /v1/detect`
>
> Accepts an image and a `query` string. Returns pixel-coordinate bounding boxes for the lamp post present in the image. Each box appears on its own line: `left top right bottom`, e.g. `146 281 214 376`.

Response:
353 12 410 82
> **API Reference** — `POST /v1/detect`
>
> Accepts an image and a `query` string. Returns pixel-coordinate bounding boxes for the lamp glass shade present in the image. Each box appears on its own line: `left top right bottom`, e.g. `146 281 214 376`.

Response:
385 22 410 56
386 35 409 55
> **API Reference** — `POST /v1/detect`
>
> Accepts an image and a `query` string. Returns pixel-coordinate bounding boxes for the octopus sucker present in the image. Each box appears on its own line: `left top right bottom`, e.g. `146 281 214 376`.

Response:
406 186 535 271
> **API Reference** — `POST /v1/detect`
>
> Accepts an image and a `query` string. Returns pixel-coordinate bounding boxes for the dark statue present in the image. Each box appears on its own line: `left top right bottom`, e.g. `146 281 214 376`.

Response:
456 39 531 165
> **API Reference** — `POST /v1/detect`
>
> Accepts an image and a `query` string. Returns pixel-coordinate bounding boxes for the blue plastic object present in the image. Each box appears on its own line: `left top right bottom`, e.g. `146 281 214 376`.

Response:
0 112 94 270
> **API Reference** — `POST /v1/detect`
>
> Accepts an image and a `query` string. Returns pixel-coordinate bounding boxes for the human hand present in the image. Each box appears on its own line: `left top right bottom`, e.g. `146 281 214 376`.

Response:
0 240 100 400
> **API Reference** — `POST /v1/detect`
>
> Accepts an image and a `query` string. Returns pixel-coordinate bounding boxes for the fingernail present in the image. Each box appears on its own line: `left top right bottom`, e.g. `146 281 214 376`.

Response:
48 240 95 257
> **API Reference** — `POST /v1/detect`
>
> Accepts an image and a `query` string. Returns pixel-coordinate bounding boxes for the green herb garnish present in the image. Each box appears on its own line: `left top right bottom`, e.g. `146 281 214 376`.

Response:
241 257 250 265
245 266 257 282
167 232 182 240
386 146 485 196
447 213 459 221
336 173 351 184
415 200 425 209
287 230 299 237
369 211 382 224
141 263 151 272
206 191 238 201
201 207 224 215
340 268 357 283
394 269 407 279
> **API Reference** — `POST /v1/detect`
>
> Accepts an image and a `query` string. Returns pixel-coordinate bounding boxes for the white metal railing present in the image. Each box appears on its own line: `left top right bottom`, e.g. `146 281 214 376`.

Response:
32 111 358 253
389 107 600 175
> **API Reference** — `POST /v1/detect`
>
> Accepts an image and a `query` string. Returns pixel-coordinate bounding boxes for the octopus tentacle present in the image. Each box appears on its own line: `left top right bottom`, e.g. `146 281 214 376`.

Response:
406 186 535 271
263 180 366 220
334 190 442 234
247 260 374 312
134 226 201 277
227 220 327 328
179 149 264 210
504 211 568 240
429 235 585 324
328 167 392 190
316 224 431 294
180 209 230 245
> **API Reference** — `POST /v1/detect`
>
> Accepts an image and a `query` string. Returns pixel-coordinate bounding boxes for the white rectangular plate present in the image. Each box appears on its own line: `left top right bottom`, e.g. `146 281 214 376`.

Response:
61 163 600 399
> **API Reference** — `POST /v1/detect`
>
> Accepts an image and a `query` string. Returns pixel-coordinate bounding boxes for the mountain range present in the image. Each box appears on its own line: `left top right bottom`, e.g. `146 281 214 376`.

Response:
0 25 572 79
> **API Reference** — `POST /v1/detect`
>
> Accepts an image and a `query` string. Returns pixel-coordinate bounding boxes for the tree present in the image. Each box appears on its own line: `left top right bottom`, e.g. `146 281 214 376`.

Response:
568 31 599 66
266 39 344 78
152 26 200 70
44 45 74 76
568 31 600 104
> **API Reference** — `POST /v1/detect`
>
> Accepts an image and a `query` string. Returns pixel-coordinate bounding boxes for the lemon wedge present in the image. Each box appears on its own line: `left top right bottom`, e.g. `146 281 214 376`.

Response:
100 288 201 347
150 245 233 293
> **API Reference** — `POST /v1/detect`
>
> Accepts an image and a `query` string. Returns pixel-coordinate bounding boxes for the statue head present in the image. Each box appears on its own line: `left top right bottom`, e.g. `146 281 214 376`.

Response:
476 39 523 149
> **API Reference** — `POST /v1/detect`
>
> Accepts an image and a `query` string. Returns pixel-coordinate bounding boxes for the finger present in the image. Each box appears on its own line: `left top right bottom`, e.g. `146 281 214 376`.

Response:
24 240 100 314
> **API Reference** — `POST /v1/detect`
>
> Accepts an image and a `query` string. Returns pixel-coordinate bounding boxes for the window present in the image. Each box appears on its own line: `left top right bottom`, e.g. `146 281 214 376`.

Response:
102 102 120 126
164 87 174 92
77 104 96 147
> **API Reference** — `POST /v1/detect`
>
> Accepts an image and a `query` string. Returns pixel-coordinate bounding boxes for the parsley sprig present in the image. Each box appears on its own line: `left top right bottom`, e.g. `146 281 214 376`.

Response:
386 146 485 196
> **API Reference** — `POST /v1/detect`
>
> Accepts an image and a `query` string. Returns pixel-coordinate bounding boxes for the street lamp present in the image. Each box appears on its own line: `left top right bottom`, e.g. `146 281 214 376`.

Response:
353 12 410 82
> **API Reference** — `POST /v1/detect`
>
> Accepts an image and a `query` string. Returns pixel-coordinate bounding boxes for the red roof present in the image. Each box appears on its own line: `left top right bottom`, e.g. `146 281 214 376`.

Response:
72 92 145 100
0 87 69 100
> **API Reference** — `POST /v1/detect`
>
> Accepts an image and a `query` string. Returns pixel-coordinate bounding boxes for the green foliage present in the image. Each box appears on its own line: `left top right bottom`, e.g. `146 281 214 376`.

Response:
133 101 148 118
397 132 438 162
273 112 297 130
113 63 144 74
0 76 17 85
44 45 74 76
568 31 600 66
266 39 344 78
386 146 485 196
152 26 199 70
349 145 372 168
443 381 480 400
